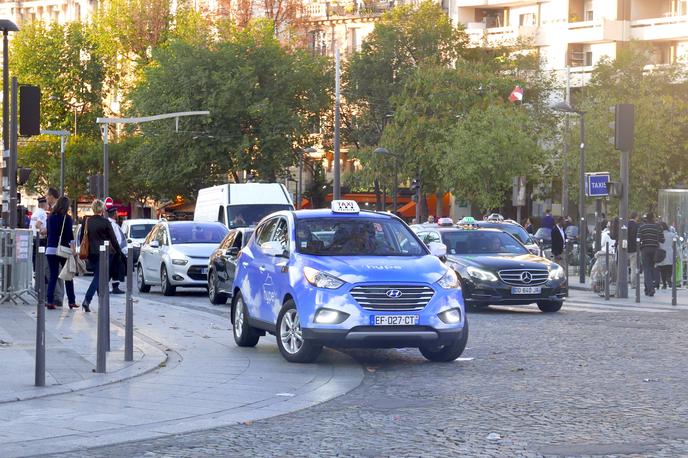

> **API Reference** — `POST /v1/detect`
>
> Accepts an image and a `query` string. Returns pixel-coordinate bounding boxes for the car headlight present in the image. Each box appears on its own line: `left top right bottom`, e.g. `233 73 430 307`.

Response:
171 258 188 266
437 268 460 289
438 308 462 324
303 266 345 289
549 264 565 281
466 266 498 282
314 308 349 324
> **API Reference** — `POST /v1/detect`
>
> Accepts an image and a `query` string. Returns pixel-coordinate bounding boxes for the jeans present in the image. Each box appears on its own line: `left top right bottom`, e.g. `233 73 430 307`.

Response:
641 247 657 295
84 254 100 304
628 252 638 288
47 255 75 305
660 265 673 287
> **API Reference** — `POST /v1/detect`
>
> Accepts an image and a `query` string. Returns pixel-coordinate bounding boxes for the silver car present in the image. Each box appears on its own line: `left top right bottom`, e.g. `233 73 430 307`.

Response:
137 221 229 296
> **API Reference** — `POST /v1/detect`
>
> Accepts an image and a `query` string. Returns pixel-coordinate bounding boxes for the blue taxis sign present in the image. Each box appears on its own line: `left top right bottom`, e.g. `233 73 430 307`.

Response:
586 173 610 197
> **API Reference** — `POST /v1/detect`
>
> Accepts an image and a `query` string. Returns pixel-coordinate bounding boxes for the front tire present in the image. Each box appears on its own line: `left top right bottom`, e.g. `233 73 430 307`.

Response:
420 319 469 362
537 300 562 313
208 270 228 305
160 265 176 296
137 264 150 293
276 300 322 363
232 292 260 347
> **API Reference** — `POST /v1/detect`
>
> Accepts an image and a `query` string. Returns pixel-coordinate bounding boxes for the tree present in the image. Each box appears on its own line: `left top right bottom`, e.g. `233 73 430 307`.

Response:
572 46 688 213
11 21 106 137
127 22 331 200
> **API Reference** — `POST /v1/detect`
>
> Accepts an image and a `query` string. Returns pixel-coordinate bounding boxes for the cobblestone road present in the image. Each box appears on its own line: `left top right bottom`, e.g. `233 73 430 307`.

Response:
50 289 688 457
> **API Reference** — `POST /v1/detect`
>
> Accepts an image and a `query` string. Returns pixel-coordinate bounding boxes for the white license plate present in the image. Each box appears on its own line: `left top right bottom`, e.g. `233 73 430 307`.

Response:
371 315 419 326
201 268 208 275
511 286 541 295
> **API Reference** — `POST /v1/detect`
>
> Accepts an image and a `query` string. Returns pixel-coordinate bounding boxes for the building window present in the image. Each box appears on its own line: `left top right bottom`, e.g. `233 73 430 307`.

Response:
519 13 536 26
584 10 594 21
584 51 593 66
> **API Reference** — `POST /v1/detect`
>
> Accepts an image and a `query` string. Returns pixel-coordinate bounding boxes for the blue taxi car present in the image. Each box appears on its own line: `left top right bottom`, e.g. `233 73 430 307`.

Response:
230 201 468 363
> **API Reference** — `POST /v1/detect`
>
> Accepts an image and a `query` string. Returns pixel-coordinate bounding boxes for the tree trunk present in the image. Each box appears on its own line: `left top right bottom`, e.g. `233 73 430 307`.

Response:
435 192 443 218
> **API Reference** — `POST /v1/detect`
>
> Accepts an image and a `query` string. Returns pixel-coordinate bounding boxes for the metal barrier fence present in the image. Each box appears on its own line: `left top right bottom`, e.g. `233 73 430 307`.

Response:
0 228 35 304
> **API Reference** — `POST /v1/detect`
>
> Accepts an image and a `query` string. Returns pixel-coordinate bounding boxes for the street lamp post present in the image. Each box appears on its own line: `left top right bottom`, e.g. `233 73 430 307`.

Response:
552 101 586 284
40 130 70 195
374 147 399 214
0 20 18 227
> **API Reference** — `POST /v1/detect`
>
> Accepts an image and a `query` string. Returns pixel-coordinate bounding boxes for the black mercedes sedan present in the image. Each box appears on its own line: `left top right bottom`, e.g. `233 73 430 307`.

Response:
415 226 567 313
207 227 254 305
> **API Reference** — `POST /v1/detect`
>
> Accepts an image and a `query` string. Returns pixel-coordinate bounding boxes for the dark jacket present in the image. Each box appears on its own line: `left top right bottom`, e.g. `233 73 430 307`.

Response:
551 224 565 257
81 215 121 256
46 213 74 249
627 220 638 253
541 214 555 230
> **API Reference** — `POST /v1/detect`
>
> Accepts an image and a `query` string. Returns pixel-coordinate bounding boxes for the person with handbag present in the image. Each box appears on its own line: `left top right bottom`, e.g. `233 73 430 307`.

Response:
45 196 77 310
79 199 122 312
638 212 665 297
656 222 675 289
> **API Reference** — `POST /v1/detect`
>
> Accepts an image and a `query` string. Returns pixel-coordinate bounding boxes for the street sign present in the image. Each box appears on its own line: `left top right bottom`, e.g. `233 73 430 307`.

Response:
104 196 114 208
586 172 610 197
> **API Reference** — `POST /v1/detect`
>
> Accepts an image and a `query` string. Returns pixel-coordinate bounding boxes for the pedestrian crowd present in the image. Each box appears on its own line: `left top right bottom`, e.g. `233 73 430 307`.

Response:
30 188 127 311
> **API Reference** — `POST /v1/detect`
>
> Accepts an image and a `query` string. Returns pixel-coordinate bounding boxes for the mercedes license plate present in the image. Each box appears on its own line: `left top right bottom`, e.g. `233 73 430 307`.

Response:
511 286 541 295
371 315 419 326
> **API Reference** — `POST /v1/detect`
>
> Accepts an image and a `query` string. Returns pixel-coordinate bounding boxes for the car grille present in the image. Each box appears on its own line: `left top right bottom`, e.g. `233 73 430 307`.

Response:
498 269 549 286
187 265 207 281
350 285 434 311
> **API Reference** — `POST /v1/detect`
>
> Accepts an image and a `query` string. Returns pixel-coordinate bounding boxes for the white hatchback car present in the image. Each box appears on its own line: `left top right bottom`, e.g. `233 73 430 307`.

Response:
137 221 229 296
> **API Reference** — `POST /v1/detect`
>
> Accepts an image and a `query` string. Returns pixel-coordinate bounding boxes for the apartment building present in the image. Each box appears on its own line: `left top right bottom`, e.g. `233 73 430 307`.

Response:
449 0 688 85
0 0 96 25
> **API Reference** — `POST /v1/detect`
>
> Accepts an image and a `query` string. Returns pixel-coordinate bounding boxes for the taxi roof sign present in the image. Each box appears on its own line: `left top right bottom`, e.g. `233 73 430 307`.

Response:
437 217 454 226
331 200 360 214
459 216 476 224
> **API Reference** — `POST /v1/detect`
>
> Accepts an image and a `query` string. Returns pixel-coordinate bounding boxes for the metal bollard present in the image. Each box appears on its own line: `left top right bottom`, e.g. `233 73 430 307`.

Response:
604 242 610 301
104 241 110 352
96 244 107 373
672 237 677 306
635 238 641 303
35 247 46 387
125 244 133 362
563 245 569 296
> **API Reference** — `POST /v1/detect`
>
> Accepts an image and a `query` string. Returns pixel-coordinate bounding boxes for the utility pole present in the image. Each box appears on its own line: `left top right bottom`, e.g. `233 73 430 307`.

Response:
8 77 17 228
615 104 634 299
333 48 341 200
561 66 570 218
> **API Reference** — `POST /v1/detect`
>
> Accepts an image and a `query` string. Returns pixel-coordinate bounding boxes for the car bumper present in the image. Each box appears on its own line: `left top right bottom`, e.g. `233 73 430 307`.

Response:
463 280 567 306
168 263 208 286
297 283 466 348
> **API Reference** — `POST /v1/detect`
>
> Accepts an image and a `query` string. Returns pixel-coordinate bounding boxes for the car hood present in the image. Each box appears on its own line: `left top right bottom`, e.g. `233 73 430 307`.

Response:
170 244 217 259
301 255 446 285
447 253 554 270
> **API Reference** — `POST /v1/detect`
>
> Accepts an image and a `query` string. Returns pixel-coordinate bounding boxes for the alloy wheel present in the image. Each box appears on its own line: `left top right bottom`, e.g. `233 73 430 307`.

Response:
280 309 303 355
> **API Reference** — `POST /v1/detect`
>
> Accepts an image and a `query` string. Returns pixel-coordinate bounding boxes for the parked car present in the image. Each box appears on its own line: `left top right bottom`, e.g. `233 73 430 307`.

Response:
414 226 566 312
207 227 254 305
121 218 158 264
473 220 542 256
231 200 468 363
137 221 229 296
194 183 294 229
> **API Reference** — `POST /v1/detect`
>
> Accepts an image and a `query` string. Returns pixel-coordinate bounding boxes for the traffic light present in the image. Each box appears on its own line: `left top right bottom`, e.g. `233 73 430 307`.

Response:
19 85 41 137
88 175 103 196
609 104 634 151
17 167 31 186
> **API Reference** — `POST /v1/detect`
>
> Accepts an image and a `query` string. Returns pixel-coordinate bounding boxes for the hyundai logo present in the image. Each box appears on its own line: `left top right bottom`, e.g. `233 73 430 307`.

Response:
385 289 403 298
520 272 533 284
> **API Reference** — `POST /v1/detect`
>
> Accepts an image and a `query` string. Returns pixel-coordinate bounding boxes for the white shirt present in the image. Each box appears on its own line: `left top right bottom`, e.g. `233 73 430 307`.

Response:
30 207 47 236
109 217 128 255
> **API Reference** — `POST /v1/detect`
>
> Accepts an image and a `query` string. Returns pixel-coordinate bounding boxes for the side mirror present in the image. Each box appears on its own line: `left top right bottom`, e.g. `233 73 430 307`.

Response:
428 241 447 258
126 239 132 244
261 241 288 258
225 246 240 257
150 240 160 248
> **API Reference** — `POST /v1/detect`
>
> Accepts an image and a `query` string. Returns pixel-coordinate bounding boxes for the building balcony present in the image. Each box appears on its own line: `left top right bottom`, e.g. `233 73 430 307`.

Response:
456 0 533 6
630 15 688 41
566 18 624 44
304 0 393 20
466 23 536 45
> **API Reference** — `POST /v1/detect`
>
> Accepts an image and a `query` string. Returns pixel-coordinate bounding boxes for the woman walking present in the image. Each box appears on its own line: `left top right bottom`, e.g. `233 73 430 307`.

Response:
657 222 674 289
81 200 122 312
46 196 77 310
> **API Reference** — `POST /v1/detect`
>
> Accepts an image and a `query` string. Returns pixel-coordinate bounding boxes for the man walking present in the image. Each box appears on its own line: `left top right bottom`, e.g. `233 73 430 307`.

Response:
541 209 554 230
106 201 127 294
628 212 639 288
638 212 664 297
551 217 566 261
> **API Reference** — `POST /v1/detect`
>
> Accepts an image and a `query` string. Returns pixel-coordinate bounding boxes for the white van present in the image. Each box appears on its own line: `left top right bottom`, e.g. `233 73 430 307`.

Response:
194 183 294 228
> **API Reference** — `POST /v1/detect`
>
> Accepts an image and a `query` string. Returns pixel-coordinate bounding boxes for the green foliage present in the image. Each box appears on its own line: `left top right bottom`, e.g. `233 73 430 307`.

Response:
128 22 332 200
11 21 106 137
573 46 688 213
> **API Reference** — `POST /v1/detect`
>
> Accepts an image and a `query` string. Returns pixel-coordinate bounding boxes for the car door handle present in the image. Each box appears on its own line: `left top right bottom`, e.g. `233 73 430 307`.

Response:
258 266 266 273
242 262 249 267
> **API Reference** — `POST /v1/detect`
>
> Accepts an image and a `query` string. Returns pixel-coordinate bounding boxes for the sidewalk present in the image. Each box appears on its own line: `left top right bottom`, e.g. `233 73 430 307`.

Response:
0 278 364 457
566 275 688 309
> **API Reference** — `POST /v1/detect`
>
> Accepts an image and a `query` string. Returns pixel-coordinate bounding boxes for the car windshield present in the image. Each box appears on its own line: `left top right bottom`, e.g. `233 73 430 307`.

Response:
129 224 155 239
441 231 529 255
296 217 426 256
477 222 530 244
228 204 293 228
169 223 228 244
534 228 552 241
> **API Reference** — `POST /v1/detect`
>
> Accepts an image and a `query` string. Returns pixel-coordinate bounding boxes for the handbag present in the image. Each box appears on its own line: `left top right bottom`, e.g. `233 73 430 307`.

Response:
56 216 72 259
79 219 90 260
654 248 666 264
